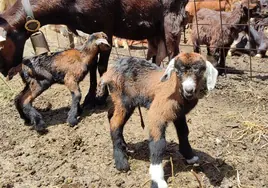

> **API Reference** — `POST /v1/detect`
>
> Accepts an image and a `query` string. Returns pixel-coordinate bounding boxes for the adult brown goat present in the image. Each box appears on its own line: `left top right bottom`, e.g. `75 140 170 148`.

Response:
191 1 258 74
0 0 188 108
98 52 218 188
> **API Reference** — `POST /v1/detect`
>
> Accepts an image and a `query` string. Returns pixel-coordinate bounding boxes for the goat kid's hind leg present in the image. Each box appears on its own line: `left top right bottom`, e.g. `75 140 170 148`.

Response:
174 115 199 164
109 102 135 171
65 76 82 126
15 85 31 124
16 80 50 132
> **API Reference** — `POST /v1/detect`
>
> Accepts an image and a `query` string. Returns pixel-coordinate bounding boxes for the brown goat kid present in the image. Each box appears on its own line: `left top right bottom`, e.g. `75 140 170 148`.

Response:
191 1 258 74
98 52 218 188
8 32 110 132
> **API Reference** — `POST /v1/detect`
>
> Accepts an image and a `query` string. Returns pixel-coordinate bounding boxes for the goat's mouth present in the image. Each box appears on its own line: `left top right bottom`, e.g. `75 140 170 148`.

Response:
183 91 195 100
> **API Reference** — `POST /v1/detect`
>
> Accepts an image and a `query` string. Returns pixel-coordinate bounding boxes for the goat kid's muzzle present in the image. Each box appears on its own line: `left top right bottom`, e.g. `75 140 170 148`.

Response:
182 76 196 99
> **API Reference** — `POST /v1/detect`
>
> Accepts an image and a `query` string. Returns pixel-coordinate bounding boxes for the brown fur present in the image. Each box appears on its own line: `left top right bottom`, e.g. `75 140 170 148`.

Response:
186 0 232 24
99 53 214 184
191 1 258 72
9 32 111 132
0 0 188 108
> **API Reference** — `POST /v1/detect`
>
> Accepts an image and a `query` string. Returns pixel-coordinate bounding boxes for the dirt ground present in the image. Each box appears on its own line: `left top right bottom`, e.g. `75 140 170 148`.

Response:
0 29 267 188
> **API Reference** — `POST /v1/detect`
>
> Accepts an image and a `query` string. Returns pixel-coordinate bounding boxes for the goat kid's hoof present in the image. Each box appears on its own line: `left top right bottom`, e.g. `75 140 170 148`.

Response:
151 180 168 188
186 156 199 164
114 150 130 172
34 122 47 133
67 118 79 127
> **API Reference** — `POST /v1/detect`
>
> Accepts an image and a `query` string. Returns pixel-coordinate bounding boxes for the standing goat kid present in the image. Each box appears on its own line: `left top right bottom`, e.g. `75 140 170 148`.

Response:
8 32 110 132
98 52 218 188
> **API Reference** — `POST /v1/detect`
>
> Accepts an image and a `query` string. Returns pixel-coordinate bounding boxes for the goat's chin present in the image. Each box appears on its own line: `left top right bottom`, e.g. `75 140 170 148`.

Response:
183 92 195 100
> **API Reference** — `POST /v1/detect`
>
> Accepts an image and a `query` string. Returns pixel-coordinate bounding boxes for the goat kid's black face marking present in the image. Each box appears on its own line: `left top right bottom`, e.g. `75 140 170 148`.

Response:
175 60 206 100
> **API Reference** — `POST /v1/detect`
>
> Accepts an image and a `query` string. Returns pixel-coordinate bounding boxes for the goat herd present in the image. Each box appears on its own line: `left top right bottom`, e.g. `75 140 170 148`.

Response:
0 0 267 188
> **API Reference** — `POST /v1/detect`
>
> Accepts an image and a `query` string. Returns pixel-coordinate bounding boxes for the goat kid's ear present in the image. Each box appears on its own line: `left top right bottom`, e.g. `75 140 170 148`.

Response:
95 38 110 47
205 60 218 91
160 58 176 82
0 27 7 42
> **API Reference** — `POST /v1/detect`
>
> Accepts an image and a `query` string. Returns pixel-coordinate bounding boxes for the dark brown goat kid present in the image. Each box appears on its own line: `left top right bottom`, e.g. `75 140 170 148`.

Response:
7 32 110 132
0 0 188 108
98 52 218 188
191 1 258 74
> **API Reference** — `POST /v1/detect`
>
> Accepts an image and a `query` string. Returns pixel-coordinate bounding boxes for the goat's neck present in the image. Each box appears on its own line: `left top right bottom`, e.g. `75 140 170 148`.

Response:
249 25 261 43
2 1 70 31
226 7 244 24
80 46 99 66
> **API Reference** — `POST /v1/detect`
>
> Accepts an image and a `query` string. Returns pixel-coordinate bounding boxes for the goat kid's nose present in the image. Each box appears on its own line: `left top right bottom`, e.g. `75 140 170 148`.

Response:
182 77 196 94
185 87 194 94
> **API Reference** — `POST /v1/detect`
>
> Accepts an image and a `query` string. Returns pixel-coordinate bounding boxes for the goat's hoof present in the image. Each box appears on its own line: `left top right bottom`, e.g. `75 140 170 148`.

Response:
151 180 168 188
67 118 79 127
186 156 199 164
114 149 130 172
35 121 47 133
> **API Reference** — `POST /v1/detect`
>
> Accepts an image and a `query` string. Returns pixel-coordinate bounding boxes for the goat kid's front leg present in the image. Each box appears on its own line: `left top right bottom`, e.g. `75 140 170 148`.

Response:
109 104 135 171
148 123 168 188
83 55 98 109
174 115 199 164
65 76 82 126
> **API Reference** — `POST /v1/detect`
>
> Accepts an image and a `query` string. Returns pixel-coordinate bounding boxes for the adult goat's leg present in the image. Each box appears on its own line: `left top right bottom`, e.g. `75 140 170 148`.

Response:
96 49 112 105
83 55 98 108
173 114 199 164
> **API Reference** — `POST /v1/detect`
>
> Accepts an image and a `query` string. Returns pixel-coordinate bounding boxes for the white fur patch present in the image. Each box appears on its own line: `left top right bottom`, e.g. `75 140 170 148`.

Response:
205 61 218 91
182 77 196 93
95 38 109 46
186 156 199 164
149 164 168 188
0 35 6 42
160 58 176 82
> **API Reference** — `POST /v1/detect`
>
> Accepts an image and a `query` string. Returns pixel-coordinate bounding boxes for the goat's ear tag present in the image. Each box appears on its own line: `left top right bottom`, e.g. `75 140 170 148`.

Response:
96 38 110 47
205 60 218 91
160 58 176 82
